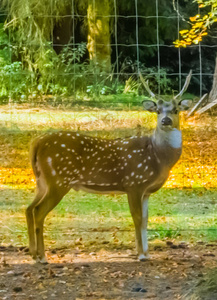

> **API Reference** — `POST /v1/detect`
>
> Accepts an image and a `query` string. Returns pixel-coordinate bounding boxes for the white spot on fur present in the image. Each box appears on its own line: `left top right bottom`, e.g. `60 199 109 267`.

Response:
47 157 56 176
51 170 56 176
47 157 52 163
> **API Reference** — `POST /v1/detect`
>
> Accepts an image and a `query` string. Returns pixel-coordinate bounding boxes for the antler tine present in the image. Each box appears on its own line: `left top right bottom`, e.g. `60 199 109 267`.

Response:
186 93 208 118
139 71 156 99
174 70 192 100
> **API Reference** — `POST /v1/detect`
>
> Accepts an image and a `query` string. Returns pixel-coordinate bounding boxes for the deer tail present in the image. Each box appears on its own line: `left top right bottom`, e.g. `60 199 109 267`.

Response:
30 138 41 179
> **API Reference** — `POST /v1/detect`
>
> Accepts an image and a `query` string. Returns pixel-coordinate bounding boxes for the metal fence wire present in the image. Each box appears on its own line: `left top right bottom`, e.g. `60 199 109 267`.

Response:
1 0 217 103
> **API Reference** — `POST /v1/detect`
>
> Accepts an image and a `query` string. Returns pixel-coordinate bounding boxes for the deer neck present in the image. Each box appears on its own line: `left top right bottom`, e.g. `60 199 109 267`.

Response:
151 127 182 167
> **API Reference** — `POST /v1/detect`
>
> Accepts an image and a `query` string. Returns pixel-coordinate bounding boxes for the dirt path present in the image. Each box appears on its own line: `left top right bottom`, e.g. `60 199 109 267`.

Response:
0 243 217 300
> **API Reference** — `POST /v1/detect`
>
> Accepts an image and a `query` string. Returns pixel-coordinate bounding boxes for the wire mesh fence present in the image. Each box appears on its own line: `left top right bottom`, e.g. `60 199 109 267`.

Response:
1 0 216 104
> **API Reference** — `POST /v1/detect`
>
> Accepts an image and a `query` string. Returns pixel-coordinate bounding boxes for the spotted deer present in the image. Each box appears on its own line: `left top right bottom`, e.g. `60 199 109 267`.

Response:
26 72 192 263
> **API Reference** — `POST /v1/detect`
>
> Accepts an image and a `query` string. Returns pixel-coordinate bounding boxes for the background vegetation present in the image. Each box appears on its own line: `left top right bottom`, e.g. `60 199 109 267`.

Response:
0 0 216 105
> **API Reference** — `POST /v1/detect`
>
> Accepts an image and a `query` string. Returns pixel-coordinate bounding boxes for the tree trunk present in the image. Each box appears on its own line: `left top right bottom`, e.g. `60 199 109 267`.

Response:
209 53 217 102
87 0 111 72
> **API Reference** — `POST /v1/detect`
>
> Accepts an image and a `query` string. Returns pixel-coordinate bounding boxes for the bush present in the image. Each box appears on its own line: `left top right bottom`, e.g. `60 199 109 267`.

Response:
0 24 37 102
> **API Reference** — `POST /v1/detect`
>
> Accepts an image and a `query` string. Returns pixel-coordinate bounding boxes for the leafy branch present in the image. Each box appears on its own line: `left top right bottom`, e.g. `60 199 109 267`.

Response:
174 0 217 47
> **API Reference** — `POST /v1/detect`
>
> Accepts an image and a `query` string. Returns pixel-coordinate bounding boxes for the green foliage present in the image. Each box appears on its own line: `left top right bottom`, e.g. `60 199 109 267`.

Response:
123 77 140 95
0 62 36 100
140 66 173 95
0 24 90 102
0 24 10 66
0 23 36 100
1 0 73 70
1 0 211 102
37 42 88 97
120 59 173 95
174 0 217 47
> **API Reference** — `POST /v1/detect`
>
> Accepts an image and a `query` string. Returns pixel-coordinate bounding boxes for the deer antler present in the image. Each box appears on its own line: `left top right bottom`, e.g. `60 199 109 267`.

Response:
174 70 192 99
139 71 156 98
186 93 208 118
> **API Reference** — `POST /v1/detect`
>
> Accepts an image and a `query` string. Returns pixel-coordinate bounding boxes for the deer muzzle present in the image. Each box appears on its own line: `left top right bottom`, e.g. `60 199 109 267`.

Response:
161 116 172 126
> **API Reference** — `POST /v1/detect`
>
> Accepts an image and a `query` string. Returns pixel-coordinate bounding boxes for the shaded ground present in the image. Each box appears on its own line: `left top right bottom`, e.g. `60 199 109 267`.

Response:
0 243 217 300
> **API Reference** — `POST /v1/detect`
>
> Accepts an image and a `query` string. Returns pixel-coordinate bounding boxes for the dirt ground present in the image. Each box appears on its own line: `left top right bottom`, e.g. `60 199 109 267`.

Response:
0 242 217 300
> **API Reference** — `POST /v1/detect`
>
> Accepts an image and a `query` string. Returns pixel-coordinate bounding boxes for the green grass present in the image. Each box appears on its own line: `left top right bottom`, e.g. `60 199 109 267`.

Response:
1 187 217 250
0 107 155 131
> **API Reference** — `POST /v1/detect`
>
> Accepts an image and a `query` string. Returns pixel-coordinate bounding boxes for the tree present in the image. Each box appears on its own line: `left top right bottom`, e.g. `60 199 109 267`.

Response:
1 0 72 71
1 0 112 73
87 0 112 72
174 1 217 48
174 0 217 102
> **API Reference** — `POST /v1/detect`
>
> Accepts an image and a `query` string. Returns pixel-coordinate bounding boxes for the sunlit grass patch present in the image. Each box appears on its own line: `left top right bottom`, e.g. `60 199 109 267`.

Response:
1 163 217 191
0 167 35 188
0 108 217 192
1 187 217 249
0 107 156 132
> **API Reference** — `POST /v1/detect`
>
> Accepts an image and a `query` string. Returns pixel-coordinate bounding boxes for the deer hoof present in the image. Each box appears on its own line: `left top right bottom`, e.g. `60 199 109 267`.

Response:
138 253 150 261
35 256 49 264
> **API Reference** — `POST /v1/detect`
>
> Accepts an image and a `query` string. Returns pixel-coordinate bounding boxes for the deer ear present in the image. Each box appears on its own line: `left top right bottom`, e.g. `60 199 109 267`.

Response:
178 99 192 111
143 100 157 112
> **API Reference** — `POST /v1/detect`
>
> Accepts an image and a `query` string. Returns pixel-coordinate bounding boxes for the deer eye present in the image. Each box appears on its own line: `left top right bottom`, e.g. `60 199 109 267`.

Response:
172 108 178 114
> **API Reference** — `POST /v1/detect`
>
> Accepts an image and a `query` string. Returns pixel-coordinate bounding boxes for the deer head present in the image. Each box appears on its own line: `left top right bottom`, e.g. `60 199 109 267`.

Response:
143 98 192 131
140 71 192 131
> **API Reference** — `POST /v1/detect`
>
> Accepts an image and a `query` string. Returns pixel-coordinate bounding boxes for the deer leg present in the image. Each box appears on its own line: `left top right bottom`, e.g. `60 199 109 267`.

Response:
127 192 149 261
26 190 45 259
140 196 149 261
33 188 67 263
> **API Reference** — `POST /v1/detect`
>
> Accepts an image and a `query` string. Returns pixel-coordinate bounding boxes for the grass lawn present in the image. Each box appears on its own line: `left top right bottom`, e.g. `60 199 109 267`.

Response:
1 188 217 250
0 104 217 250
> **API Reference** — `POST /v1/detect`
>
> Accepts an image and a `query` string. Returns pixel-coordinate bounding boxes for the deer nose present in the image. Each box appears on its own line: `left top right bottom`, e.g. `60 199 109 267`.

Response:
161 117 172 126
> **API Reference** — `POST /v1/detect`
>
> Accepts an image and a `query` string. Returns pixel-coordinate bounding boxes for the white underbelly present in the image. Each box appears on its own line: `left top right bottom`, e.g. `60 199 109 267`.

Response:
73 184 125 195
